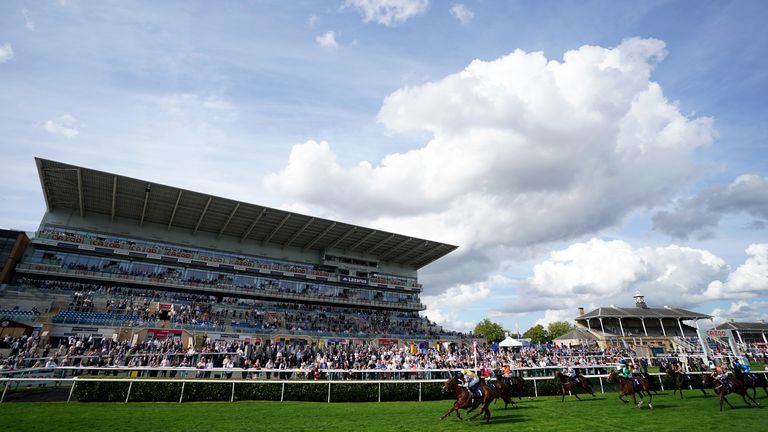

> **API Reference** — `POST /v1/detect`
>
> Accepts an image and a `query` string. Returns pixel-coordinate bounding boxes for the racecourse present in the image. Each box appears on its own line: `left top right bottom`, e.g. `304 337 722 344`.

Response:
0 390 766 432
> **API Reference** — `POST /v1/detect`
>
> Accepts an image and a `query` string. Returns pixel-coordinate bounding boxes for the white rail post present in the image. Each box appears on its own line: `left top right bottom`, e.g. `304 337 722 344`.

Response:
419 382 422 402
327 382 331 403
658 375 664 391
231 382 235 402
125 381 133 403
179 382 185 403
378 383 381 403
281 383 285 402
599 377 604 394
67 379 78 403
533 379 538 398
1 380 9 403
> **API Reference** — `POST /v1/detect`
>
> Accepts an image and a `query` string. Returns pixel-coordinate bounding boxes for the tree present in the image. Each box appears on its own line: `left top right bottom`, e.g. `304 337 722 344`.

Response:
523 324 549 344
473 319 506 343
547 321 574 340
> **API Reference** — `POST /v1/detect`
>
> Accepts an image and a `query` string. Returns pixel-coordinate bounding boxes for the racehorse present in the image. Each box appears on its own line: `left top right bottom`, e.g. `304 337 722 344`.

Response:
607 370 653 409
487 376 516 409
664 368 706 399
497 374 527 400
732 368 768 400
702 373 759 411
554 371 596 402
440 374 496 423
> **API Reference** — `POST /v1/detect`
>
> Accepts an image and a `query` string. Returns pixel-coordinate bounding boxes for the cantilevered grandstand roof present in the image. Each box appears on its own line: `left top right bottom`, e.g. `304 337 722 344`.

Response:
713 321 768 332
576 305 711 321
34 158 458 268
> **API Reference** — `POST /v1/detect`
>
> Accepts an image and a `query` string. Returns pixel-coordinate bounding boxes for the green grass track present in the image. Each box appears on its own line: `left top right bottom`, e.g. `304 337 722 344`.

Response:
1 390 766 431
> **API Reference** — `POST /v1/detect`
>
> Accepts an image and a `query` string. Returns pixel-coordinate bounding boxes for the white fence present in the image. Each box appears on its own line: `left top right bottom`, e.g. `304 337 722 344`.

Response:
1 367 765 404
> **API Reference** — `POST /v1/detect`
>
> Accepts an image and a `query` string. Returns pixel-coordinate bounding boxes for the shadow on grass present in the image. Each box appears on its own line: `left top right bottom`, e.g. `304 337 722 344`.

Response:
487 414 526 425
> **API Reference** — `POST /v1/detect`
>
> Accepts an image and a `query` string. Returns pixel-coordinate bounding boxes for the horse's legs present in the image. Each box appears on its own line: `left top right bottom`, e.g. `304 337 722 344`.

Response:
647 389 653 409
745 390 759 406
561 386 566 402
721 393 734 410
619 392 628 404
503 395 514 409
466 398 479 414
441 403 459 420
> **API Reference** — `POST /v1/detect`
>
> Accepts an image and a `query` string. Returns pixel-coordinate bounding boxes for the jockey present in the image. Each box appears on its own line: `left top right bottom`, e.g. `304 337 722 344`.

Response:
619 362 640 386
566 365 577 379
733 358 750 373
619 363 631 380
713 364 728 384
480 367 494 380
501 365 512 378
461 369 480 391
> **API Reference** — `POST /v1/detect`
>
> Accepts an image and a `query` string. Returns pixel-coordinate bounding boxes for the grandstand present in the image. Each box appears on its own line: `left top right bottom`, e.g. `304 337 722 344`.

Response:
567 293 714 356
0 158 461 349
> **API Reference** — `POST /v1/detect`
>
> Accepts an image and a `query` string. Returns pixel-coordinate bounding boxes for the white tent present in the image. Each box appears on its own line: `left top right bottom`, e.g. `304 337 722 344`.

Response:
498 336 524 347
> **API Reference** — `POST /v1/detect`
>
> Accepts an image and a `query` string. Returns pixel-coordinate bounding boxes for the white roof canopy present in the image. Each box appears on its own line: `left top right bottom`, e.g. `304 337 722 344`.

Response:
498 336 524 347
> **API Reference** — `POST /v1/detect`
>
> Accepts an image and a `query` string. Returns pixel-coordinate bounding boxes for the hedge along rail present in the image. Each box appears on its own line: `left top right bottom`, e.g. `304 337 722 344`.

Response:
3 369 765 404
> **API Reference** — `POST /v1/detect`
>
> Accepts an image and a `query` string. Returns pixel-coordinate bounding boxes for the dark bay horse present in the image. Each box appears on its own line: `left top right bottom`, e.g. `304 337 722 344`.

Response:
488 377 516 409
607 370 653 409
554 371 595 402
702 373 759 411
665 369 707 399
733 368 768 399
440 375 496 423
495 374 527 400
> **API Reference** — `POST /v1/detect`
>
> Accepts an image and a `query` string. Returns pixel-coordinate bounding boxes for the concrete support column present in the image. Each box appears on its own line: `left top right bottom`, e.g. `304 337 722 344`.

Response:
677 319 685 338
618 318 625 337
599 318 606 337
659 319 667 336
641 318 648 337
694 320 709 356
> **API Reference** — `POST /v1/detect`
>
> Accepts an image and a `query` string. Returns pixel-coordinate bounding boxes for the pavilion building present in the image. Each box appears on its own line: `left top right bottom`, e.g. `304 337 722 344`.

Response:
570 293 712 354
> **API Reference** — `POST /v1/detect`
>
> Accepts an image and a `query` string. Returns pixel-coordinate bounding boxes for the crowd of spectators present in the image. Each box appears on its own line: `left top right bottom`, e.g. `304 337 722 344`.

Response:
3 332 766 382
25 252 420 308
0 333 646 377
12 278 445 338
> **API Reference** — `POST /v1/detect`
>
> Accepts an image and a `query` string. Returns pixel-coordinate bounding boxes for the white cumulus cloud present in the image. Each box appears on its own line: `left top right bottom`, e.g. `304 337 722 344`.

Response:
653 174 768 239
315 31 339 49
704 244 768 300
450 3 473 24
493 239 768 321
44 114 81 138
493 238 732 316
421 274 507 331
266 38 714 255
0 43 14 63
346 0 429 26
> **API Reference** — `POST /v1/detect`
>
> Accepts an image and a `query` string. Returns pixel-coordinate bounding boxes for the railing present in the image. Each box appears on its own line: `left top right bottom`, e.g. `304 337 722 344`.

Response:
34 231 422 292
17 264 424 311
2 365 765 404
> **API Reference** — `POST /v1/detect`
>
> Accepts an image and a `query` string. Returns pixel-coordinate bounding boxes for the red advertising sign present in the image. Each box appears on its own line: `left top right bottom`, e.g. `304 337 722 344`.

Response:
706 329 727 338
148 329 183 338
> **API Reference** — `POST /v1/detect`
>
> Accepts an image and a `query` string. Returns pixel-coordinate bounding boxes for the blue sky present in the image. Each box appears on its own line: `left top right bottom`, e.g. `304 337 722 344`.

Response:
1 0 766 333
